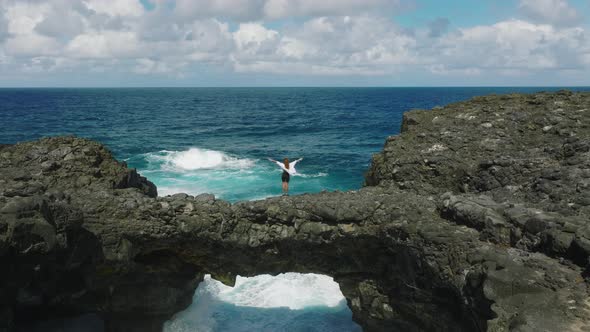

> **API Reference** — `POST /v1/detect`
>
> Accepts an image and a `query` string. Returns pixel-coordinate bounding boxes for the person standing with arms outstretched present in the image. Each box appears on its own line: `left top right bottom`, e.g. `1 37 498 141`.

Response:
267 157 303 195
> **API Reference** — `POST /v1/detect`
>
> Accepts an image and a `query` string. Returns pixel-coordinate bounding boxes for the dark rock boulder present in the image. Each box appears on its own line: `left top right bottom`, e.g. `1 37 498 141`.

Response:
368 91 590 269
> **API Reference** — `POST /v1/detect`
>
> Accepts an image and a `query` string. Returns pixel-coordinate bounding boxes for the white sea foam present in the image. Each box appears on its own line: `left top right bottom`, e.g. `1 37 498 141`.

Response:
145 148 255 172
296 172 328 178
164 273 359 332
213 273 344 309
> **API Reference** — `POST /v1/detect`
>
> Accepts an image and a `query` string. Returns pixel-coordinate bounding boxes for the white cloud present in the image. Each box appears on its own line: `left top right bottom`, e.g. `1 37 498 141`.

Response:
0 8 8 41
138 11 184 42
164 0 403 21
262 0 402 20
0 48 11 65
228 15 420 75
432 20 589 72
83 0 144 17
427 64 481 76
172 0 266 21
66 31 140 58
142 19 234 64
277 37 318 60
20 56 80 73
233 23 279 55
134 57 186 74
5 1 48 35
4 33 61 56
233 60 385 75
519 0 582 26
34 6 85 40
187 19 233 53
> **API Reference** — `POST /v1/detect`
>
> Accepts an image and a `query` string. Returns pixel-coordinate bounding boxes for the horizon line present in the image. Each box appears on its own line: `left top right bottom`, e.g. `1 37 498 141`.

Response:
1 85 590 89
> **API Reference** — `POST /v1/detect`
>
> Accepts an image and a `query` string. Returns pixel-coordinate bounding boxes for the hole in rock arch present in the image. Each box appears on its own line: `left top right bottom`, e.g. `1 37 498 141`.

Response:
164 273 362 332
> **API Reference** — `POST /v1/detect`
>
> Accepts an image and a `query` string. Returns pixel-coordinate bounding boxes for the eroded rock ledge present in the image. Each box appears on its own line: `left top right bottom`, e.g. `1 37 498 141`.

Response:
1 91 590 332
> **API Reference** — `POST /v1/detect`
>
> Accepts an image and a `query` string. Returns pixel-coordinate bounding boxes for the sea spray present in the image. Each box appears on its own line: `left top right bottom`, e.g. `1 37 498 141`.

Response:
145 148 255 171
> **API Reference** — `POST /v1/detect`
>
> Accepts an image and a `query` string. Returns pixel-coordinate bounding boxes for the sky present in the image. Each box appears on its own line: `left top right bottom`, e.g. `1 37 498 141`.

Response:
0 0 589 87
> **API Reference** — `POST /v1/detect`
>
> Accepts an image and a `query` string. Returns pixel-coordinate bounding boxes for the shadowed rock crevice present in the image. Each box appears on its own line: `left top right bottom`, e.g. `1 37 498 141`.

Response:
2 91 590 331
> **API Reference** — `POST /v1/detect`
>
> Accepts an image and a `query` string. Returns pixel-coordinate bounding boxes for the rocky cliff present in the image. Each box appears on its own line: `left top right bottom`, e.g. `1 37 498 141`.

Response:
1 91 589 332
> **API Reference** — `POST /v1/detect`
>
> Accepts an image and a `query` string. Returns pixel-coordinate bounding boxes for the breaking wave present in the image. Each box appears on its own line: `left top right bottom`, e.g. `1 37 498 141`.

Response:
144 148 255 172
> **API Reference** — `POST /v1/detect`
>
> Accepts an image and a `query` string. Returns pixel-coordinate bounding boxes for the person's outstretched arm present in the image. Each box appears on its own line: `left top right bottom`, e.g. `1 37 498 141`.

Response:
268 157 282 167
291 157 303 166
268 158 286 170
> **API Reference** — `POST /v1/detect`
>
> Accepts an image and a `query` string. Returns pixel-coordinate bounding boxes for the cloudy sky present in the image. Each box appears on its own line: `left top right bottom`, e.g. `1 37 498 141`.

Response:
0 0 589 86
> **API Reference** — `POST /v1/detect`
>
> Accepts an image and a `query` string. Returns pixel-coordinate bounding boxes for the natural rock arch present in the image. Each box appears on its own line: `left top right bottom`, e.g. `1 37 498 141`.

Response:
37 183 492 331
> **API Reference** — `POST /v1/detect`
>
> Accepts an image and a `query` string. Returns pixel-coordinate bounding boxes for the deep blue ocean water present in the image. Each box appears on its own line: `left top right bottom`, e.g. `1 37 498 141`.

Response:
2 87 590 331
3 87 589 202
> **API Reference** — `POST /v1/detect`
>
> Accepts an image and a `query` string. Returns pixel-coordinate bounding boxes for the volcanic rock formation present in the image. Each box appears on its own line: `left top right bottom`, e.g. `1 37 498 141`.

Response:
1 91 590 331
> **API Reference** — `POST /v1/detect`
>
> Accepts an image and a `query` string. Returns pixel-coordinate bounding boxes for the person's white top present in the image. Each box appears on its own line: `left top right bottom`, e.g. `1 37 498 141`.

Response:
273 158 302 175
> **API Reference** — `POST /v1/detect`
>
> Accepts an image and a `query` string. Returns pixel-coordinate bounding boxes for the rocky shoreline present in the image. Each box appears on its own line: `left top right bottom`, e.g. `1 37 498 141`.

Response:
1 91 589 331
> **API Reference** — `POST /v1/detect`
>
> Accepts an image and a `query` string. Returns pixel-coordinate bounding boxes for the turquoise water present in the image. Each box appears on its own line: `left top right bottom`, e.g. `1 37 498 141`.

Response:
2 87 588 202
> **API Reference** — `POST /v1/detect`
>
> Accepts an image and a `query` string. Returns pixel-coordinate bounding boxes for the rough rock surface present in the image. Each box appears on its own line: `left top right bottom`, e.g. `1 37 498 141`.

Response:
1 91 590 332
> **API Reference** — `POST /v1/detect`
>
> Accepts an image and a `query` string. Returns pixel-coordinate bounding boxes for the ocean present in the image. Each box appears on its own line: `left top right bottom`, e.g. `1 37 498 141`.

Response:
4 87 590 202
2 87 589 331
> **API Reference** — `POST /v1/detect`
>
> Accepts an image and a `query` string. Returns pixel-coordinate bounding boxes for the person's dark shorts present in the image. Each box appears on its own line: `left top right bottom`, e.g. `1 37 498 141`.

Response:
281 171 290 183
